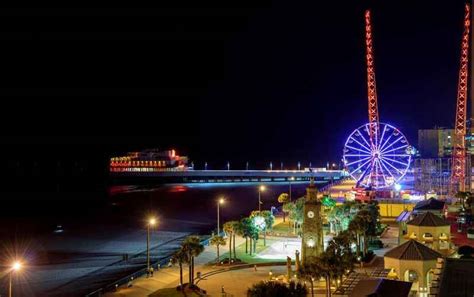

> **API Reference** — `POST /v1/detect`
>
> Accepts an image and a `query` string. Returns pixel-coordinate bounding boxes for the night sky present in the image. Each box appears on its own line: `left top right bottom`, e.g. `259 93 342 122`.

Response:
0 2 469 188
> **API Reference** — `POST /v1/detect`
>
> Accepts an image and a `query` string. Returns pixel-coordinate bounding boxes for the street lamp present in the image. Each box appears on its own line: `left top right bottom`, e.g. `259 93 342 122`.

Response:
258 185 266 212
147 217 157 276
289 177 295 202
217 198 225 235
9 261 22 297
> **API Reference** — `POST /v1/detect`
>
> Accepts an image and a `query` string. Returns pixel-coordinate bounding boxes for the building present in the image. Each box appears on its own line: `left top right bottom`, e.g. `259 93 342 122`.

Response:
109 149 189 173
413 198 446 216
301 178 324 263
403 212 451 253
415 128 474 195
429 257 474 297
413 158 451 197
397 198 446 244
349 278 412 297
384 240 442 295
418 128 454 158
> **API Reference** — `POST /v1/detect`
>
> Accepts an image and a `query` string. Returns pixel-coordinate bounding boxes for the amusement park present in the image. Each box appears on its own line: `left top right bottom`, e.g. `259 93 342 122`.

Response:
3 3 474 297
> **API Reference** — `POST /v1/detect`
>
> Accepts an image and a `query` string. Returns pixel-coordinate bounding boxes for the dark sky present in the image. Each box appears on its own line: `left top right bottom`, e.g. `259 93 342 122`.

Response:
0 2 469 180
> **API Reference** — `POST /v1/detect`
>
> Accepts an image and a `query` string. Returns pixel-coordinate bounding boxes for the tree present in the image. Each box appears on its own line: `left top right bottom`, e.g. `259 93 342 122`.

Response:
233 220 244 260
456 191 473 210
364 201 381 241
348 208 372 257
287 198 305 234
278 193 290 222
283 202 296 228
223 221 238 264
247 281 307 297
326 231 356 286
210 235 226 264
240 217 254 254
299 255 335 297
171 247 189 289
182 235 204 285
458 245 474 259
250 210 275 246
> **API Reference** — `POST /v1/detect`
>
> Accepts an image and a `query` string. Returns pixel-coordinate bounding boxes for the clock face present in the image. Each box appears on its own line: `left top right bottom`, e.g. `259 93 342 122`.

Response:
307 211 315 218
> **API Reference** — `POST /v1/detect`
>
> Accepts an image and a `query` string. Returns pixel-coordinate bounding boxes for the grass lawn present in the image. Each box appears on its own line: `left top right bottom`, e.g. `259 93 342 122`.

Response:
272 221 293 235
216 238 285 264
148 287 202 297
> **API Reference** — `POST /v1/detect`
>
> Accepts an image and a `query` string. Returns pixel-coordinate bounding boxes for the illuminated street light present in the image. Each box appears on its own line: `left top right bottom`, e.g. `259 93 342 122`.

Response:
258 185 266 212
147 217 157 276
217 197 225 235
9 261 22 297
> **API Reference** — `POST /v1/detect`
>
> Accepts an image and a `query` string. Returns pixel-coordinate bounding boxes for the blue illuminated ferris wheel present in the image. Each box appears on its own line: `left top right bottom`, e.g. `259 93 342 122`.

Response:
343 123 412 189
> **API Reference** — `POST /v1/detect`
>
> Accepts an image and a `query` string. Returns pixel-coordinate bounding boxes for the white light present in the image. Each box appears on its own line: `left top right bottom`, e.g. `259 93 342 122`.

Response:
394 184 402 191
12 262 21 271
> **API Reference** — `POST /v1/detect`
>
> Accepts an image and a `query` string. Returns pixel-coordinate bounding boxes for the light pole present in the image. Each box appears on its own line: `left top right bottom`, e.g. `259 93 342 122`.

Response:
217 198 224 235
9 261 21 297
147 217 156 275
289 177 295 202
258 185 266 212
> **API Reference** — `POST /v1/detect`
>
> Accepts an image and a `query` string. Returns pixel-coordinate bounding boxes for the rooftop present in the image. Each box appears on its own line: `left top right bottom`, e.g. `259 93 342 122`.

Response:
384 239 442 261
407 211 450 227
349 278 412 297
438 258 474 297
413 198 445 211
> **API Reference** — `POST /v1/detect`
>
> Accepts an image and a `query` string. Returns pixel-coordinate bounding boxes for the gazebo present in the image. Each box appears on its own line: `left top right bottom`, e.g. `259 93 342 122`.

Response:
384 239 442 295
403 211 451 253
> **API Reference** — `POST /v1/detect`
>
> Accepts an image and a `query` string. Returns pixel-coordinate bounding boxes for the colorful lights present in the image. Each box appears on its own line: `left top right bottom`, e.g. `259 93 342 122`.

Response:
343 123 411 189
110 149 189 173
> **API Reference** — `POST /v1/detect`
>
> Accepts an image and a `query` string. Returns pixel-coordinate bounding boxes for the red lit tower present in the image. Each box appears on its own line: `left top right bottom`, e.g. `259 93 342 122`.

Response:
451 4 471 192
364 10 380 187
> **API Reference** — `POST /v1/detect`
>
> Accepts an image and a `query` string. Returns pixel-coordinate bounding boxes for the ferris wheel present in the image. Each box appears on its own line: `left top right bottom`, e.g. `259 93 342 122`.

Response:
343 123 412 189
342 10 413 189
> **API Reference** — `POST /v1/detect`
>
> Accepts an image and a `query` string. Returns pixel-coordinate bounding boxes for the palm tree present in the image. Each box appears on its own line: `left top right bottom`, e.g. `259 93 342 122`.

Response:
171 247 189 289
240 217 254 254
232 220 241 260
210 235 226 264
223 221 238 264
456 191 473 209
278 193 289 222
299 257 334 297
182 236 204 285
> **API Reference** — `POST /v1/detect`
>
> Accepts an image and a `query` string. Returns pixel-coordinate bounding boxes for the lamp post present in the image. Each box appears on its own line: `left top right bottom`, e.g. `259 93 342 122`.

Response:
217 198 224 235
289 177 295 202
147 217 156 275
9 261 21 297
258 185 266 212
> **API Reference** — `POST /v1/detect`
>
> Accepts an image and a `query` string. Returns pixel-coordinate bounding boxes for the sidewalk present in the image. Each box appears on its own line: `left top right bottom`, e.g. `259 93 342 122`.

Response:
105 217 290 296
105 234 246 297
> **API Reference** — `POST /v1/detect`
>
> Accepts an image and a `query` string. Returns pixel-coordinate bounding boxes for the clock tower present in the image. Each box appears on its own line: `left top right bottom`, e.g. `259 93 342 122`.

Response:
301 177 324 264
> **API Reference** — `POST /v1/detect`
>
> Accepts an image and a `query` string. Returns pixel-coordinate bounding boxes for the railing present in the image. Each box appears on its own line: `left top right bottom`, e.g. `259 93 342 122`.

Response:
85 234 213 297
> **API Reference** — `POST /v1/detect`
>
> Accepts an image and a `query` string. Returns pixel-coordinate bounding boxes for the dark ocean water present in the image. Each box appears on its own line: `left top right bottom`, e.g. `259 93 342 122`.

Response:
0 180 326 296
